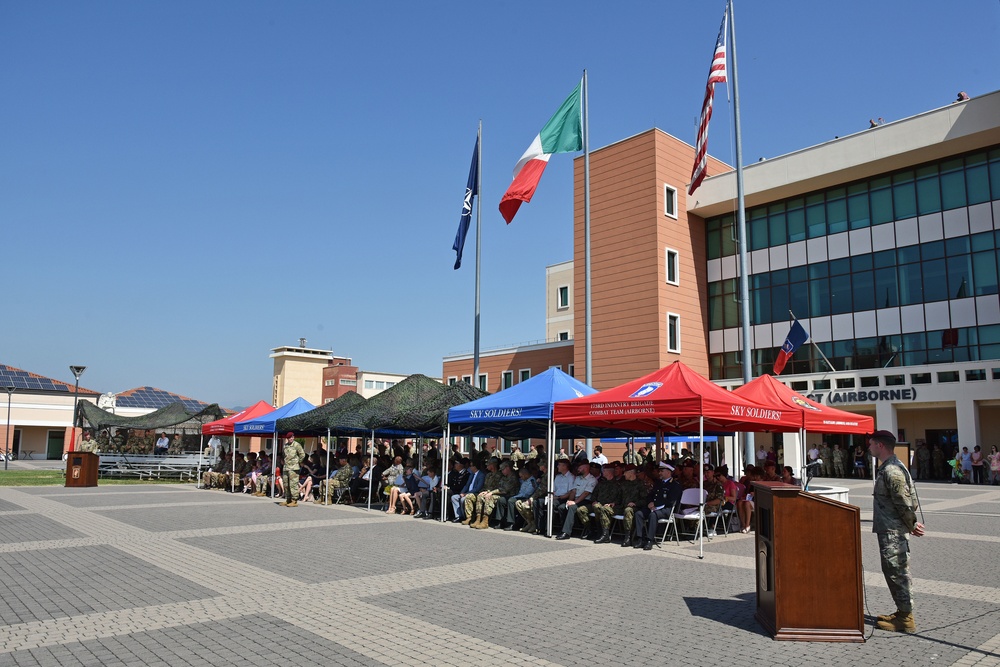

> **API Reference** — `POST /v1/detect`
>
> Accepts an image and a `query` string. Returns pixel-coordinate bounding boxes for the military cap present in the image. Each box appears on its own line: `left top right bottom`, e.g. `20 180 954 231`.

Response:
623 463 638 472
658 461 675 471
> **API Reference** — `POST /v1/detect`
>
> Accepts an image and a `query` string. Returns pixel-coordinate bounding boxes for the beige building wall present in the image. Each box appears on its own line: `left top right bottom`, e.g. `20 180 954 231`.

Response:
270 346 333 407
572 129 729 390
357 371 427 399
545 261 574 342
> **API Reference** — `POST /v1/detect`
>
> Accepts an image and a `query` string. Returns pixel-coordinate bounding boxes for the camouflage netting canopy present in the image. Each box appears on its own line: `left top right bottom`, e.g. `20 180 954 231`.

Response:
385 381 488 434
275 391 367 436
77 399 227 432
330 374 454 435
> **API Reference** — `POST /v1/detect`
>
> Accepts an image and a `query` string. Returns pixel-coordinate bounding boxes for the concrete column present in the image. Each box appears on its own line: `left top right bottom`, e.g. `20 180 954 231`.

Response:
875 401 898 437
955 399 980 453
783 431 803 478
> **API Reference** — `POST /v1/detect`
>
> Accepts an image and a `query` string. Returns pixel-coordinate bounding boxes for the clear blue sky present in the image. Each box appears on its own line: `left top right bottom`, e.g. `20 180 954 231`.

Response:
2 1 997 408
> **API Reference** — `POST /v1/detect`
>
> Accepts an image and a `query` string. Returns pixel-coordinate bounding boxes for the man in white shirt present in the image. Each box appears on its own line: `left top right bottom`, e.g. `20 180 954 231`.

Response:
556 461 598 540
535 458 575 537
155 433 169 456
590 445 608 465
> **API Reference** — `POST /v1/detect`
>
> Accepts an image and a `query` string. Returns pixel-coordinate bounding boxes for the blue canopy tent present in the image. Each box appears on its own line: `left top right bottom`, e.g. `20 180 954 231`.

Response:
235 397 316 498
446 367 616 531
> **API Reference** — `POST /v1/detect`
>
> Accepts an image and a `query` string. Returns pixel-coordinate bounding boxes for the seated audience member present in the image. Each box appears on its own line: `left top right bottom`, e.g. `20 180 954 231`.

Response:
517 462 547 533
414 466 440 518
579 463 621 543
250 455 271 496
502 466 537 531
238 452 259 493
203 453 230 489
737 467 762 533
761 459 781 482
678 459 699 489
320 454 353 504
381 456 405 495
537 458 575 537
398 466 422 515
451 460 484 523
465 458 504 529
442 458 469 520
385 465 413 514
223 452 249 491
633 462 682 550
716 466 739 515
618 464 648 547
478 460 518 529
556 461 598 540
781 465 797 485
702 464 725 514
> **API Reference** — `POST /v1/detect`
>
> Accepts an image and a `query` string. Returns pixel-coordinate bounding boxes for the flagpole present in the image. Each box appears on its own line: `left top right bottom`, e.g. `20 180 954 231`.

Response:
789 309 836 372
474 120 483 388
728 0 755 467
583 69 593 459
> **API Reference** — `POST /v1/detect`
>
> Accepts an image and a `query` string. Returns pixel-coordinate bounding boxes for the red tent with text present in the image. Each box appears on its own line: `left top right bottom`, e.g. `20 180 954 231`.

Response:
201 400 274 435
552 361 800 433
731 374 873 434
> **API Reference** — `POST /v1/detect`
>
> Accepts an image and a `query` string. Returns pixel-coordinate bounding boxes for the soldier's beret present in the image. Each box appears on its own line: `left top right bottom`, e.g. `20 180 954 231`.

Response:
623 464 637 472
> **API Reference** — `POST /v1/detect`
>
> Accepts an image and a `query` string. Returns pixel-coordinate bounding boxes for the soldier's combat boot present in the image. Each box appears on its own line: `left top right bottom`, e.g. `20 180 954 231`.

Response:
876 610 897 623
876 611 915 633
620 536 633 548
287 500 298 507
461 515 473 525
278 501 290 506
474 515 489 529
520 521 535 533
594 530 611 544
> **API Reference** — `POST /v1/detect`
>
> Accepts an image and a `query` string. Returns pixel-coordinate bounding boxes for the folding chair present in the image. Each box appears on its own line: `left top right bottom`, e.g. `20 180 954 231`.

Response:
656 507 680 546
674 488 709 541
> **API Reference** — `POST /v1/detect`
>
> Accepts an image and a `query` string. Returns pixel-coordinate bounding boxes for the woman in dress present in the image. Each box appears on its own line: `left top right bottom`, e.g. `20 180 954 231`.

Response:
971 445 985 485
989 446 1000 485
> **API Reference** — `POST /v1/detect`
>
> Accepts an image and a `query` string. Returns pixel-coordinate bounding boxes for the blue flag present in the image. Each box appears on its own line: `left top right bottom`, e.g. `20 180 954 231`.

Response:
452 136 480 270
773 320 809 375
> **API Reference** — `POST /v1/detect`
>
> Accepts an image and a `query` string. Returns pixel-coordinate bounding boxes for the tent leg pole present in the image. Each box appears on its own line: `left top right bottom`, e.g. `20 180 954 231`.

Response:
441 426 449 522
197 435 204 488
547 420 555 538
271 431 277 499
367 429 375 512
699 416 705 560
325 429 331 505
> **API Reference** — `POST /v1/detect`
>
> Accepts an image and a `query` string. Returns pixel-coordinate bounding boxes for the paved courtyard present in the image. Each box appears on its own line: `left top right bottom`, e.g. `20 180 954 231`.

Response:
0 477 997 667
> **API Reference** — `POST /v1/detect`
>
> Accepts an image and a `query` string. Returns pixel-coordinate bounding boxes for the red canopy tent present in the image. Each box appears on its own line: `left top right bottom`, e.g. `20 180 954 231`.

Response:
553 361 801 433
731 375 873 434
201 401 274 435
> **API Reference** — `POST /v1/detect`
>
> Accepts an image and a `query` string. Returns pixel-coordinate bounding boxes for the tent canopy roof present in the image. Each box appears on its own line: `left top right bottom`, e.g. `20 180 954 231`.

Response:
387 381 488 434
275 391 368 436
234 397 316 434
553 361 801 433
202 400 275 435
77 400 226 432
732 374 874 434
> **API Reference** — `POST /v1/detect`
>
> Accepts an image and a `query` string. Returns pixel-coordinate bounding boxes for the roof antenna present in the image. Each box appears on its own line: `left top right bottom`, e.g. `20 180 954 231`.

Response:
298 338 307 348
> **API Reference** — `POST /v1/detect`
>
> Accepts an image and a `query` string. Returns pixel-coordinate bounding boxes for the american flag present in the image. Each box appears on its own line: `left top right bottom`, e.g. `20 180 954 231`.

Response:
688 7 729 196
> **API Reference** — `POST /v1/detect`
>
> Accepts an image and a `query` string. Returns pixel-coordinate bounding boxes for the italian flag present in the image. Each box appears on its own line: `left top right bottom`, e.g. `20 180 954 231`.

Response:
499 80 583 224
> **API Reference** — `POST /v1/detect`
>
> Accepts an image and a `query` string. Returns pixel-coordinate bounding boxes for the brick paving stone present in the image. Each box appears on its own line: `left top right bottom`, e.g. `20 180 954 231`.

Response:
0 498 25 512
0 515 84 545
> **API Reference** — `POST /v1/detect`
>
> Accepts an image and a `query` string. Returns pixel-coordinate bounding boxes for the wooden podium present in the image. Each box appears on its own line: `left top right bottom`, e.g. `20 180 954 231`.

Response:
66 452 99 488
753 481 864 642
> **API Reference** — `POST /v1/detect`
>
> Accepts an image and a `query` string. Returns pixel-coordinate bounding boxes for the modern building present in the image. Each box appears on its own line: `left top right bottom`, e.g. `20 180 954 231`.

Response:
444 90 1000 467
546 260 575 342
0 364 100 460
271 341 348 407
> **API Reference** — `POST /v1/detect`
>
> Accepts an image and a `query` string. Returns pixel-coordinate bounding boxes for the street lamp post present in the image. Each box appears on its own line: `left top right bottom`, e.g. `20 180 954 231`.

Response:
69 366 86 453
4 386 14 471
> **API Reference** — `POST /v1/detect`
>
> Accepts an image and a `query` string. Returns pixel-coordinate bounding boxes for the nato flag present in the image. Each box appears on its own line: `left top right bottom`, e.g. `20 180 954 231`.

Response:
453 136 480 270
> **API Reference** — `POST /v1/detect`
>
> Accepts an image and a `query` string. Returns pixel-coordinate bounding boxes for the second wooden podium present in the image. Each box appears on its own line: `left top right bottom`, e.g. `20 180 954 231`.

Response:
753 481 864 642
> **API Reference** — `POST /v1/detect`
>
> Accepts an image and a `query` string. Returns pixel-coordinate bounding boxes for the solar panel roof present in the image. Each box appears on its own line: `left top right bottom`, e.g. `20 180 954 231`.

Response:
115 386 209 411
0 364 99 394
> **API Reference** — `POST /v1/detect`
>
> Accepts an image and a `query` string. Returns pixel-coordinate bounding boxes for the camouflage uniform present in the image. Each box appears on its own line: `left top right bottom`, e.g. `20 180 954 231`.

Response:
703 479 725 513
618 477 649 535
509 448 525 471
254 470 271 496
281 441 305 505
621 450 643 467
873 455 919 614
916 445 931 481
819 444 833 477
832 445 847 477
517 474 548 529
203 457 228 488
225 458 250 491
320 463 353 504
466 468 503 521
482 471 519 524
577 478 621 532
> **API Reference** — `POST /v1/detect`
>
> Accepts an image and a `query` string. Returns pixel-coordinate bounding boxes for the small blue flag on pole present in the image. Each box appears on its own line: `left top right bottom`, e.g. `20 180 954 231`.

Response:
452 136 480 270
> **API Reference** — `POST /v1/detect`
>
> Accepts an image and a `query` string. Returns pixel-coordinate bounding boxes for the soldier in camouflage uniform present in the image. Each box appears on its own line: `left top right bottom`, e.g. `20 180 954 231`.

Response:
320 455 353 504
517 462 547 533
77 431 98 453
223 452 249 492
469 459 514 529
868 430 925 633
202 453 230 489
509 446 525 471
832 444 847 477
618 464 649 548
621 445 643 467
819 442 833 477
280 432 305 507
578 465 621 544
476 441 498 472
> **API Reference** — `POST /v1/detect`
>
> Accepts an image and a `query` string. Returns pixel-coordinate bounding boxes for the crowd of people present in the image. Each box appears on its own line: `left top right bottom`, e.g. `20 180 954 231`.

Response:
198 435 792 547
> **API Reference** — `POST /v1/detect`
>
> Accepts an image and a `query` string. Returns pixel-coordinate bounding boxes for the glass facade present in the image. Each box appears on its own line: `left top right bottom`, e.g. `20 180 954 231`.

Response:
706 147 1000 380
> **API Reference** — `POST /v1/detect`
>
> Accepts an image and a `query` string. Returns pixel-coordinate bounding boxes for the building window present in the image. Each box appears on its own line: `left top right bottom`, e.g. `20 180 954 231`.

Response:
558 331 570 341
324 379 336 386
462 375 472 385
665 248 679 286
549 364 562 372
478 374 488 391
375 381 385 390
519 369 530 383
502 371 513 390
568 363 575 377
339 379 357 386
448 377 457 386
324 398 335 404
557 285 570 309
667 313 681 353
364 380 374 390
664 184 678 219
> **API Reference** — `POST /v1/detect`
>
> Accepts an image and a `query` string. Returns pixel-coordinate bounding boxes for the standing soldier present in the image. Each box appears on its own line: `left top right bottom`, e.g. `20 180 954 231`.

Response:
509 444 525 471
931 445 945 480
916 443 931 481
77 431 98 453
622 444 643 467
618 464 648 548
280 432 305 507
819 442 833 477
869 430 925 633
832 444 847 478
580 465 621 544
